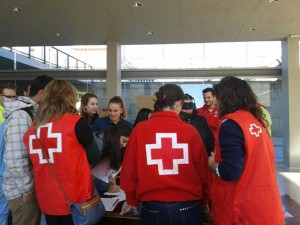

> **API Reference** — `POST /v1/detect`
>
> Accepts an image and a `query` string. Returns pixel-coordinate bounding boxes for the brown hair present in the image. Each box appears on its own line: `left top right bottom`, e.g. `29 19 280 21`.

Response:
80 93 98 116
33 80 78 127
214 76 265 128
0 83 16 95
108 96 127 119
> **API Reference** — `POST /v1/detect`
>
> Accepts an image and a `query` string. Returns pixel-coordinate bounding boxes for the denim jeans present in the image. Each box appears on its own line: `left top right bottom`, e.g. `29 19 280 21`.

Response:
92 175 109 194
0 176 10 225
140 201 202 225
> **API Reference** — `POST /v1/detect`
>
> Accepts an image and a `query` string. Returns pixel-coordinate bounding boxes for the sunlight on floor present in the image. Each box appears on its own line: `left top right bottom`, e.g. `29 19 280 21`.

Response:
277 170 300 205
279 172 300 187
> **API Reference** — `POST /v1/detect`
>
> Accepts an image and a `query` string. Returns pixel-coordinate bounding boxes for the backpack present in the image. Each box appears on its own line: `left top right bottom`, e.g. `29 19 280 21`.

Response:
19 107 34 121
0 106 33 176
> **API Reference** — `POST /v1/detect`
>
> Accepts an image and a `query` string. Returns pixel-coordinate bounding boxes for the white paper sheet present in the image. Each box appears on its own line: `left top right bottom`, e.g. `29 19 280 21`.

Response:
101 189 126 211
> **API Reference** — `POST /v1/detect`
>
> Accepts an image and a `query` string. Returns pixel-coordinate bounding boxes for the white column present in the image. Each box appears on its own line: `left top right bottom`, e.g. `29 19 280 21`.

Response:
106 41 121 99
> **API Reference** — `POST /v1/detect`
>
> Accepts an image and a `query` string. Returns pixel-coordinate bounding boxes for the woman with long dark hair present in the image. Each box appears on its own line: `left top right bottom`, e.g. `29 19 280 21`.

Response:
133 108 152 127
92 125 132 193
209 76 284 225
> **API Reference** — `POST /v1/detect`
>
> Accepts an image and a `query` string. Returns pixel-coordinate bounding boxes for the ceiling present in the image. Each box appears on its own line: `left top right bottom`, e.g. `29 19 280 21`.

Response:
1 0 300 47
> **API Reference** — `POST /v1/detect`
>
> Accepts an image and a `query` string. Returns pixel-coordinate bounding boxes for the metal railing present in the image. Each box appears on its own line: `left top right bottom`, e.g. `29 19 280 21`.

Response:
2 46 93 70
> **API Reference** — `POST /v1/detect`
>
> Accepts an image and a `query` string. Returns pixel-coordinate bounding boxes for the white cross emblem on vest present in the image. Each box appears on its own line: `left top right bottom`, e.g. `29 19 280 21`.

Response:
29 123 62 164
146 133 189 175
249 123 262 137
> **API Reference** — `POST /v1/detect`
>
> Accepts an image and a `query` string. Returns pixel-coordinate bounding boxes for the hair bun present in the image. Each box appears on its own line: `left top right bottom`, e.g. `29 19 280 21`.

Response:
155 91 165 102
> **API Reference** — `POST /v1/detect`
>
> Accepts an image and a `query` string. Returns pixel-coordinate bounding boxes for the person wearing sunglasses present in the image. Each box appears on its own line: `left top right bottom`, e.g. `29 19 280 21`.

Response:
0 83 17 124
180 93 215 156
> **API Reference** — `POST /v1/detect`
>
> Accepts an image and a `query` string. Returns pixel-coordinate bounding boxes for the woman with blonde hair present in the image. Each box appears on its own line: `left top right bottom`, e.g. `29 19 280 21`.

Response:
92 96 132 133
23 80 103 225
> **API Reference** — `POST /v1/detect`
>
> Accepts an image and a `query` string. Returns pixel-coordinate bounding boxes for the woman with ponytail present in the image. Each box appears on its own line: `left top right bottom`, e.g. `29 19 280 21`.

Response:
120 84 209 225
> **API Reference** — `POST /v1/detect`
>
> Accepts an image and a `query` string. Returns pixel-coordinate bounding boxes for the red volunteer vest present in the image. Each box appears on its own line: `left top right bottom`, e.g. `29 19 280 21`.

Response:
212 110 284 225
197 105 220 138
24 114 93 215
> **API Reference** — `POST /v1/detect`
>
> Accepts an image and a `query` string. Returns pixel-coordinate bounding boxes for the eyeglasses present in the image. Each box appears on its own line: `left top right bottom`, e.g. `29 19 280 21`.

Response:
2 95 17 99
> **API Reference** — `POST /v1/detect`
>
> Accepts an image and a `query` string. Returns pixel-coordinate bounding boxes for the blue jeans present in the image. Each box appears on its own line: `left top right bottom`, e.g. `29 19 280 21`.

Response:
92 175 109 194
140 201 202 225
0 176 10 225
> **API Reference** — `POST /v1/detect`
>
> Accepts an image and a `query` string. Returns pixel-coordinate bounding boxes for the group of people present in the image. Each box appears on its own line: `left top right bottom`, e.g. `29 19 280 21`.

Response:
0 75 284 225
119 78 283 225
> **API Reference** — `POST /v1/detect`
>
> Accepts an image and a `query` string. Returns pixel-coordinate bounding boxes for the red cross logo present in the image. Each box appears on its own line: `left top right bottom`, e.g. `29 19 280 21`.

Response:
29 123 62 164
249 123 262 137
146 133 189 175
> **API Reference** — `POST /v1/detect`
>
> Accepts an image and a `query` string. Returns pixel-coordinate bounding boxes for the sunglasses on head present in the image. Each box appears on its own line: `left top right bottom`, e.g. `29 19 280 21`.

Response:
182 102 194 110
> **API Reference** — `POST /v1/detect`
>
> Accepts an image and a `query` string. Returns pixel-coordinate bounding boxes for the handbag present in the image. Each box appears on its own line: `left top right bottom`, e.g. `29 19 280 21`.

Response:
34 130 105 225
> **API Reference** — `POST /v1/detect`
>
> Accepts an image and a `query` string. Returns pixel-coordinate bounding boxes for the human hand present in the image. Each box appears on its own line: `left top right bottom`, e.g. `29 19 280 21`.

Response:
208 152 215 168
120 201 138 216
108 184 120 193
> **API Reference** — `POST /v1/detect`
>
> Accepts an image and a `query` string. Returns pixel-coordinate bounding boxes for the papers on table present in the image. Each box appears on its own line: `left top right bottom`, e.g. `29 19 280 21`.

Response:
101 189 126 211
91 158 113 181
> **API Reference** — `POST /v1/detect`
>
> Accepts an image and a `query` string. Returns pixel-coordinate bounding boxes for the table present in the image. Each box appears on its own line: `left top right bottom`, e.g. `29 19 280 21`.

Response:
97 200 140 225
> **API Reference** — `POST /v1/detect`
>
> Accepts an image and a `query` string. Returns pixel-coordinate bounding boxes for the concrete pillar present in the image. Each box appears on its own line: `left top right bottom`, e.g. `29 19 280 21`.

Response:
281 37 300 169
106 41 121 99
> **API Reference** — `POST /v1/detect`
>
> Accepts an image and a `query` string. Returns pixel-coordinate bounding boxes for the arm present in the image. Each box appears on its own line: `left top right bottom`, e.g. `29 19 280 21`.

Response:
120 130 139 207
75 117 102 166
209 120 245 181
5 112 34 194
200 117 215 155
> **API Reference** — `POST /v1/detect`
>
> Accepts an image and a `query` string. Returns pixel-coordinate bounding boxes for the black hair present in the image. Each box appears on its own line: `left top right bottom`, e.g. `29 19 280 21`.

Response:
154 84 184 111
29 75 53 97
101 125 132 170
182 93 197 113
133 108 153 127
202 87 215 96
